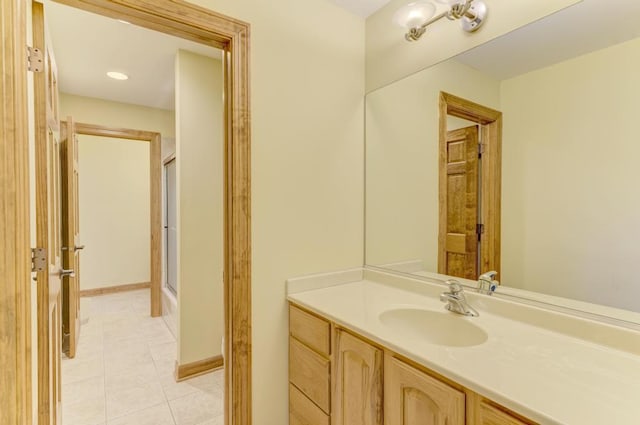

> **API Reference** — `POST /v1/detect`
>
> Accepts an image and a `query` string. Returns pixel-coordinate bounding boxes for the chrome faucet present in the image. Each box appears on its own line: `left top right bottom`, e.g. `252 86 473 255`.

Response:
440 279 479 317
478 271 499 295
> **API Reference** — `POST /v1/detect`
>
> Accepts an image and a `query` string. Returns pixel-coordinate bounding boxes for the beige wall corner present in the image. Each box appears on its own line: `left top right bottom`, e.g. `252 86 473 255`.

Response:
365 0 582 92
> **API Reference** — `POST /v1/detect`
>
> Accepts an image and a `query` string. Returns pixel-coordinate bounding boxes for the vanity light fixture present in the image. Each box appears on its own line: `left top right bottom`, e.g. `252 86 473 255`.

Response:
395 0 488 42
106 71 129 80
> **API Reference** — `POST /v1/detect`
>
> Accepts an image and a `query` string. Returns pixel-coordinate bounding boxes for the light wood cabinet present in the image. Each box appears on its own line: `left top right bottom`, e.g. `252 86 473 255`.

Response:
290 304 331 356
290 336 331 413
290 384 330 425
333 329 383 425
289 305 332 422
384 355 465 425
288 302 536 425
475 399 532 425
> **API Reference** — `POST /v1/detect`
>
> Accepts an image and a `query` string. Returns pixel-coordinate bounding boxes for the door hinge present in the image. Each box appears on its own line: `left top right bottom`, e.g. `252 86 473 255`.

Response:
31 248 47 272
27 46 44 72
476 223 485 240
478 143 484 158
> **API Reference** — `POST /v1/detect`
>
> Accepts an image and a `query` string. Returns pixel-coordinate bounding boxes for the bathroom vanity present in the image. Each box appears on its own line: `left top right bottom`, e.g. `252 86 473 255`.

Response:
287 269 640 425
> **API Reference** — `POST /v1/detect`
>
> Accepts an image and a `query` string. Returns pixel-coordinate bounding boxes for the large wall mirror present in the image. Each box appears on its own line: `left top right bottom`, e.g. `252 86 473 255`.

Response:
365 0 640 317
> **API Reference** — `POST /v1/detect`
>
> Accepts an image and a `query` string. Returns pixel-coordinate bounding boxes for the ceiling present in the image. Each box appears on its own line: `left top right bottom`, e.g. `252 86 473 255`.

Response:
44 0 220 110
455 0 640 80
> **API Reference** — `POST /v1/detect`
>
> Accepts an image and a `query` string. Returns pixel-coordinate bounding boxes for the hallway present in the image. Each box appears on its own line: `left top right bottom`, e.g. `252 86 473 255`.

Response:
61 289 223 425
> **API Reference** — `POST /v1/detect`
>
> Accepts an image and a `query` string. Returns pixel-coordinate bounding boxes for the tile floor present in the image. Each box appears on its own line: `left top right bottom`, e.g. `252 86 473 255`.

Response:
62 289 224 425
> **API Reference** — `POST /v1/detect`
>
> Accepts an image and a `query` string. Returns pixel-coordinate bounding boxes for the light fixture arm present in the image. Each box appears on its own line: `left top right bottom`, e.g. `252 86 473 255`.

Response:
447 0 474 20
404 0 487 42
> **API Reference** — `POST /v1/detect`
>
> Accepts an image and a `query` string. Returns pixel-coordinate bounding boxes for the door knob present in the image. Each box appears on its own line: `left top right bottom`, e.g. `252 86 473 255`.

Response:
60 269 75 278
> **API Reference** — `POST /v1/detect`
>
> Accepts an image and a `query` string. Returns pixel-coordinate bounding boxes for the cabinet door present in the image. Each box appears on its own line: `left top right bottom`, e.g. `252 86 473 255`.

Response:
333 329 383 425
477 401 533 425
384 355 464 425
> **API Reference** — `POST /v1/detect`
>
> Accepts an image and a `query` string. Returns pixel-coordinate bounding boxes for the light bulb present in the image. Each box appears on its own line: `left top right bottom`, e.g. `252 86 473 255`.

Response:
393 1 436 29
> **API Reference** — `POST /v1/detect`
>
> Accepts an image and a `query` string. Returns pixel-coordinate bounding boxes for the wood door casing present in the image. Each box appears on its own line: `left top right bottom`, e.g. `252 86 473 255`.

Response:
438 92 502 279
440 125 479 279
61 117 81 358
33 2 63 423
384 355 465 425
333 329 383 425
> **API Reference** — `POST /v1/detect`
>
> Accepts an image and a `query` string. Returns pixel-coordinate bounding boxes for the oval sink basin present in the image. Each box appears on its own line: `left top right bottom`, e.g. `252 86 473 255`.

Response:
379 308 488 347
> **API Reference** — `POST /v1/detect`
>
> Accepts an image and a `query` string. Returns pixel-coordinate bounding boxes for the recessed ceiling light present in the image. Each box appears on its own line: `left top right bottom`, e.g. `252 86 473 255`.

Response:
117 19 131 24
107 71 129 81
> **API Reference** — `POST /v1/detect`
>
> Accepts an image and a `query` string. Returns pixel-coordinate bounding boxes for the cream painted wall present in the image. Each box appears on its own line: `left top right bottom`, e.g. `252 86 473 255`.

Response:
59 93 175 137
366 59 500 270
76 136 150 289
59 94 174 289
175 50 224 364
365 0 581 92
181 1 365 422
501 37 640 310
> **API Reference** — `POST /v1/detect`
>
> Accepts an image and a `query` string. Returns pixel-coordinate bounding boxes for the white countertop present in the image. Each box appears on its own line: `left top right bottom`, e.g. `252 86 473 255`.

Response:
287 269 640 425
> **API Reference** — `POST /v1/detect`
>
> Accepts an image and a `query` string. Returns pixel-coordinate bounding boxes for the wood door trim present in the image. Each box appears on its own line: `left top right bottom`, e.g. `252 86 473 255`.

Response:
72 121 159 141
0 0 32 423
438 92 502 278
53 2 252 425
79 281 151 297
61 120 163 318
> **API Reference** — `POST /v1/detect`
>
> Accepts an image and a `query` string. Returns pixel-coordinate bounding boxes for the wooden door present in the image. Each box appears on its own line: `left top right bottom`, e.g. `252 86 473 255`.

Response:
384 355 464 425
61 117 82 358
33 2 63 424
333 330 383 425
439 125 479 280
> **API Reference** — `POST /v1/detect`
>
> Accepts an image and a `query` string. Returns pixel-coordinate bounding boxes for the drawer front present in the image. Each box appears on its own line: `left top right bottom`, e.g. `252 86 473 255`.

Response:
290 337 331 413
290 304 331 356
290 384 330 425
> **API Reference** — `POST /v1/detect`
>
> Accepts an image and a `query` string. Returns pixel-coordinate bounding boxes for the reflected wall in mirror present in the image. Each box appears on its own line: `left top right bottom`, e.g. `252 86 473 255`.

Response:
365 0 640 313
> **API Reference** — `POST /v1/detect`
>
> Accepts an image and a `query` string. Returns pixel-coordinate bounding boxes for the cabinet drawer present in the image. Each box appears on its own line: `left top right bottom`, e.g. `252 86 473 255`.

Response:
290 337 331 413
290 384 330 425
290 304 331 356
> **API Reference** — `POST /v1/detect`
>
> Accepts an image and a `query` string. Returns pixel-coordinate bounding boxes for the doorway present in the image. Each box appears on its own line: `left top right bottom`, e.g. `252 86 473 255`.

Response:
0 0 251 424
438 91 502 280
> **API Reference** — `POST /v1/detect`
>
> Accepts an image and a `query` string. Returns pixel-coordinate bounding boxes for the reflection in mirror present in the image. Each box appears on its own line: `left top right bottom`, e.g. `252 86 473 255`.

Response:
365 0 640 314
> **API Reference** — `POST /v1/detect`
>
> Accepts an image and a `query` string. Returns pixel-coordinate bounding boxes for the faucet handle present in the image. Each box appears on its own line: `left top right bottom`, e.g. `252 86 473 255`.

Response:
445 279 463 294
479 271 497 281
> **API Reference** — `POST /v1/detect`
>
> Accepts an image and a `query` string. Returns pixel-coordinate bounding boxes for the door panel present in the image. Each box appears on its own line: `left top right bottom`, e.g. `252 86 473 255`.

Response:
61 117 81 358
439 125 479 279
33 2 63 423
